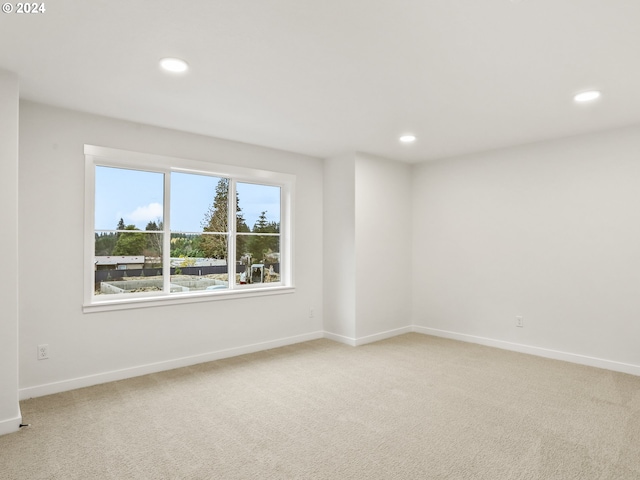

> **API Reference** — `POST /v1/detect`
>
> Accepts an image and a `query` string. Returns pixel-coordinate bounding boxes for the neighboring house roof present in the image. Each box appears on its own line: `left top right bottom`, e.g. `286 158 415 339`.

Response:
95 256 145 265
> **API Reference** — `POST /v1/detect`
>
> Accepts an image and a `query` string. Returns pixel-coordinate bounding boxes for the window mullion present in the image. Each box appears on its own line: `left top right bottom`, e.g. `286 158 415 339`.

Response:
228 179 237 289
163 171 171 294
281 183 290 286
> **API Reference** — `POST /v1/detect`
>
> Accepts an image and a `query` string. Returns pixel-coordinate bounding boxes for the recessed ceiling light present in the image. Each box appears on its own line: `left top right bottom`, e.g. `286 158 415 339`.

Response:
399 134 416 143
574 90 601 103
160 57 189 73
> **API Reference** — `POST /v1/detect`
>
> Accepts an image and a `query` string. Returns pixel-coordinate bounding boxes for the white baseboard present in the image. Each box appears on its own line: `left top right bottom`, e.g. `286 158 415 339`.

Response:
354 326 413 346
323 326 413 346
0 414 22 437
323 331 357 346
19 331 324 400
414 326 640 377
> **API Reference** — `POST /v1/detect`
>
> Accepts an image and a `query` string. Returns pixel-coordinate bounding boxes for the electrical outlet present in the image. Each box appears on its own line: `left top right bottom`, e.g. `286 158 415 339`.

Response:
37 344 49 360
309 307 315 318
515 316 524 328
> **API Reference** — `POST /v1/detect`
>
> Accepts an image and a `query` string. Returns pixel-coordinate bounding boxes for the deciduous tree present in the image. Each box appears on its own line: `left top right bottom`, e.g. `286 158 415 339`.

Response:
113 225 146 256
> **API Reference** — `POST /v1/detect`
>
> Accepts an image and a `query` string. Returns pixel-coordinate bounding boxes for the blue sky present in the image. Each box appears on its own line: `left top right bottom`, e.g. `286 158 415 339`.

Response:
95 166 280 232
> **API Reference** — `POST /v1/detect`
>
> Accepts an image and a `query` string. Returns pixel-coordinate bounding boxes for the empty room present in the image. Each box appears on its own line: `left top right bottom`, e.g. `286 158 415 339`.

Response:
1 1 640 478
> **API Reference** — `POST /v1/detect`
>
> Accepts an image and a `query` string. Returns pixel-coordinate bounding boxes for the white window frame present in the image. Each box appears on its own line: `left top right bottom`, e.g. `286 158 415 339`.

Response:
84 145 295 313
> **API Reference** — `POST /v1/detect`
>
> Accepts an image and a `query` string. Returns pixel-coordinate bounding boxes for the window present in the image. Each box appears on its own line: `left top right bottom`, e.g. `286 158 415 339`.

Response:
84 145 294 311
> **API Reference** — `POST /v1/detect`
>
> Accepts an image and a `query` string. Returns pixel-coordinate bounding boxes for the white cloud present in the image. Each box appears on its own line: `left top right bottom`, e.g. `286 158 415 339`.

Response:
126 203 163 226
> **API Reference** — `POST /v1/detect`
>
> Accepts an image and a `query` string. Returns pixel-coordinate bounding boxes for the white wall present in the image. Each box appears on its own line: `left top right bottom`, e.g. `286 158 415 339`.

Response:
412 125 640 373
16 98 640 404
18 101 324 398
355 153 412 339
323 154 356 340
0 70 21 434
323 153 413 344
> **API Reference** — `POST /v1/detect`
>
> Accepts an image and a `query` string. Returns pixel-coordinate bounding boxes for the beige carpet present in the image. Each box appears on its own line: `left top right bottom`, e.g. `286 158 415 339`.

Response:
2 333 640 479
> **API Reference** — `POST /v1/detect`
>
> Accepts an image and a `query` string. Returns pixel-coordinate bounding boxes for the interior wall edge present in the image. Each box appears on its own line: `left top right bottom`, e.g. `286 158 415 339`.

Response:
324 325 412 347
353 326 413 346
0 415 22 437
323 332 357 346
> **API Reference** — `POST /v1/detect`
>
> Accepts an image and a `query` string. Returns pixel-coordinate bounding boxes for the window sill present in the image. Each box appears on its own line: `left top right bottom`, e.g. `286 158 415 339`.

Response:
83 285 296 313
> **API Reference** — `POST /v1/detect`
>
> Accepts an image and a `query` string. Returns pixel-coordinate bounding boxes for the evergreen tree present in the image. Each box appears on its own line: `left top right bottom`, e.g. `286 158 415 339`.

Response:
236 212 250 262
200 179 250 262
144 220 163 259
116 218 126 239
95 232 117 256
248 211 279 262
200 179 229 260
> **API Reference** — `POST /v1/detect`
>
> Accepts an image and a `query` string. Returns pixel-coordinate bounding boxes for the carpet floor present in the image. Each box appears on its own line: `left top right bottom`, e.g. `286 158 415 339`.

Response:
1 333 640 479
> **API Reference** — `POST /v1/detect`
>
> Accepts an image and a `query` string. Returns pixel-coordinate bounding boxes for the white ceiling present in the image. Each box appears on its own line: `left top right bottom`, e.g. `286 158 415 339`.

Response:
1 0 639 163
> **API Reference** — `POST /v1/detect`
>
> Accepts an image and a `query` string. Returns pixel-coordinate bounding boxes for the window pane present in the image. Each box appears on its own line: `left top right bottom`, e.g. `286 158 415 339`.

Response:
88 145 292 306
171 173 227 233
236 235 280 285
94 231 164 296
170 233 229 292
95 166 164 231
236 183 280 234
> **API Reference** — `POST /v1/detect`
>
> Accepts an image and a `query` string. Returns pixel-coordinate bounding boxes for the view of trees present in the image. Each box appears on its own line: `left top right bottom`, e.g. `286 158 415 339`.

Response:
248 210 279 263
199 178 247 261
113 225 146 256
95 178 280 265
144 220 163 259
95 220 162 263
199 178 279 264
170 233 204 258
95 232 117 256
